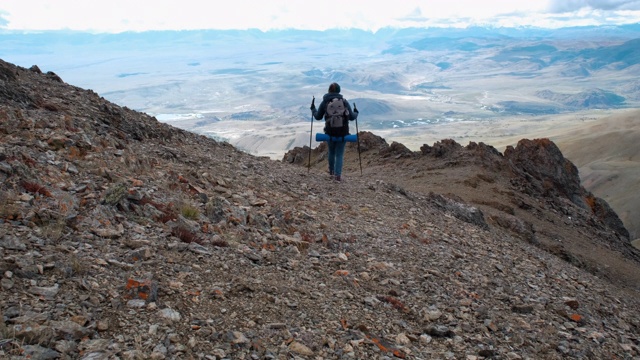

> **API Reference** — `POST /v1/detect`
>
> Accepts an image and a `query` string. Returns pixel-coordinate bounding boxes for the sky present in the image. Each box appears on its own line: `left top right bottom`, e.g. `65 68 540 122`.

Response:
0 0 640 32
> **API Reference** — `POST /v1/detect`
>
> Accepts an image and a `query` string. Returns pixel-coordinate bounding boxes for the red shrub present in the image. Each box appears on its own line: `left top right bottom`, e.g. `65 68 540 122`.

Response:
21 181 52 197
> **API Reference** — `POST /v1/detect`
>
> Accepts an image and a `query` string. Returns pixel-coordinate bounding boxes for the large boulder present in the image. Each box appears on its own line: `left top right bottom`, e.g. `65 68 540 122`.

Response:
505 138 629 239
505 138 585 208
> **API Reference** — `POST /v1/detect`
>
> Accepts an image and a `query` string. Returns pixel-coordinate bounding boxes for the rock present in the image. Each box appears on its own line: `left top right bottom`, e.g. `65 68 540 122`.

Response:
564 299 580 310
425 325 455 338
396 332 411 345
1 277 14 290
188 242 211 255
80 352 111 360
0 161 12 174
381 141 413 158
0 235 27 250
12 323 55 344
478 349 497 358
158 308 181 322
420 139 463 157
91 224 125 238
242 250 262 262
96 320 109 331
150 343 167 359
289 341 314 356
21 344 60 360
29 284 60 300
428 193 488 230
127 299 146 308
50 320 91 341
228 331 249 345
54 339 77 355
424 309 443 321
504 138 628 238
512 305 534 314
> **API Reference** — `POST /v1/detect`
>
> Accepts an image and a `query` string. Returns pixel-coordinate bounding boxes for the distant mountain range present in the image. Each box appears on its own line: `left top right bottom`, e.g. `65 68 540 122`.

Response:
1 25 639 149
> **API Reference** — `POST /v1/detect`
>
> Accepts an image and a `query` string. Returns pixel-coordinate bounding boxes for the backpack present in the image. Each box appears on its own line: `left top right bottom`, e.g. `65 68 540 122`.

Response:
325 98 349 137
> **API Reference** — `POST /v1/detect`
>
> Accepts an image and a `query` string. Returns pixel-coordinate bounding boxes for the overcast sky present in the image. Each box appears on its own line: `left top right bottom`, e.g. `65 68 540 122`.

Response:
1 0 640 32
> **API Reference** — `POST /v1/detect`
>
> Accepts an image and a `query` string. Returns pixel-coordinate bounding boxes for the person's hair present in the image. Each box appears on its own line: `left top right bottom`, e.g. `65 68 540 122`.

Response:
328 82 341 94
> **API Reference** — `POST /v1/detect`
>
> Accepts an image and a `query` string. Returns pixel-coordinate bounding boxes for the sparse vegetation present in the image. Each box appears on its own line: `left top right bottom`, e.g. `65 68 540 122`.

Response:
40 218 67 243
70 255 86 276
103 182 128 205
180 203 200 220
157 211 178 223
57 254 87 277
20 180 52 197
0 309 8 338
171 225 201 244
67 146 88 159
211 238 229 247
39 101 59 112
57 193 75 215
20 154 37 167
138 196 181 223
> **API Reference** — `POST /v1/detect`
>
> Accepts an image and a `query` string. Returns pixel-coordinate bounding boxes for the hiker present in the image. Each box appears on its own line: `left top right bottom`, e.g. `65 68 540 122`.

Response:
310 82 358 181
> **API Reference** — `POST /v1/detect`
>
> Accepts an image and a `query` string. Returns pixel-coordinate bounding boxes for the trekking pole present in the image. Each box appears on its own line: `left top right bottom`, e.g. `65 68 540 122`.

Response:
308 96 315 172
354 102 363 175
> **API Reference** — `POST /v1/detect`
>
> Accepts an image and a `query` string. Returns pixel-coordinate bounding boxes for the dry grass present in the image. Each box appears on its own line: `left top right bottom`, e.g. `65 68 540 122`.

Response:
40 218 67 243
67 146 88 160
0 309 8 338
171 225 202 244
180 203 200 220
211 239 229 247
138 196 179 223
21 181 52 197
67 254 88 277
70 255 86 276
157 212 177 223
57 193 75 215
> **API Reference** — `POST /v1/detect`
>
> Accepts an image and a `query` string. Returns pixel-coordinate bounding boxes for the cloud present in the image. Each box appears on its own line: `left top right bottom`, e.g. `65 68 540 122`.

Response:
0 0 638 32
0 11 8 27
401 7 427 21
548 0 640 12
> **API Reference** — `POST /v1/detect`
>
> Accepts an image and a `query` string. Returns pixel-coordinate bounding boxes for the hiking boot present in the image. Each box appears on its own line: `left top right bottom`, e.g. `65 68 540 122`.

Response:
335 175 341 182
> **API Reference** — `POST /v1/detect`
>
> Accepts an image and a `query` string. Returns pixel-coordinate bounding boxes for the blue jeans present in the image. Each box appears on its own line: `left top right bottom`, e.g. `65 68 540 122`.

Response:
327 139 346 176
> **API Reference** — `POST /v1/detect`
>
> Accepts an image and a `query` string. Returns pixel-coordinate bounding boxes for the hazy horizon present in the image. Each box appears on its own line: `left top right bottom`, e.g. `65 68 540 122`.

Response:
2 25 639 159
2 0 640 33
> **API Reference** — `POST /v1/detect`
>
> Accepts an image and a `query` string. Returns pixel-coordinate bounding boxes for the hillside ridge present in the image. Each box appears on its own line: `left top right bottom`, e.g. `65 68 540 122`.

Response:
1 58 639 359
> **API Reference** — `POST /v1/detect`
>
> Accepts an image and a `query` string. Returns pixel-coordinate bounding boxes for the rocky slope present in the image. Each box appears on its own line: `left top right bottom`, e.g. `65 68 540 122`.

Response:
1 58 639 359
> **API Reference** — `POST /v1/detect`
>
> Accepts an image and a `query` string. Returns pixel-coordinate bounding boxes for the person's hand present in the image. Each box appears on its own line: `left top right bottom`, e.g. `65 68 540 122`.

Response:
310 97 315 110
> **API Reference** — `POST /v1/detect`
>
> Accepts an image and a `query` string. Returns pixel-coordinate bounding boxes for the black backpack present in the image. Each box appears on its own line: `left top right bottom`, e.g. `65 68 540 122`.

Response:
325 97 349 137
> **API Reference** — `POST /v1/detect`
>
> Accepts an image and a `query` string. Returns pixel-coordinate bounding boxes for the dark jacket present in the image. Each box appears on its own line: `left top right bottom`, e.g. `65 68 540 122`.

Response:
312 93 358 135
